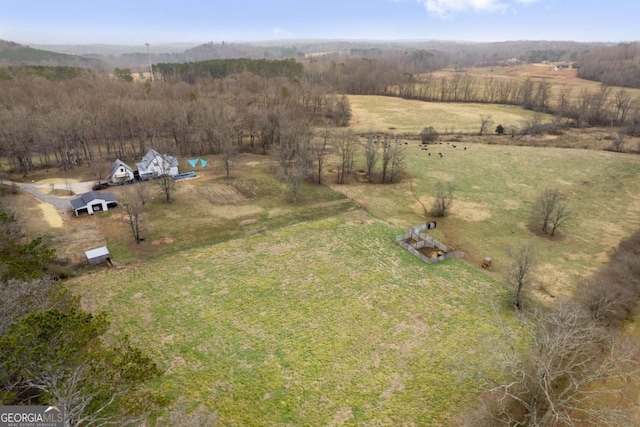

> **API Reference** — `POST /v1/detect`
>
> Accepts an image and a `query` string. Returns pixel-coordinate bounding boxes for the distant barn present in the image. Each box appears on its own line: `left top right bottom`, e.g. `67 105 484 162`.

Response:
85 246 111 265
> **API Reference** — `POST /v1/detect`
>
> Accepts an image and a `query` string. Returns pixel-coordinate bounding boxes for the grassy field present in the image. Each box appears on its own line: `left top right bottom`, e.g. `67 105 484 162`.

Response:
69 210 515 426
10 87 640 424
330 136 640 300
348 94 555 134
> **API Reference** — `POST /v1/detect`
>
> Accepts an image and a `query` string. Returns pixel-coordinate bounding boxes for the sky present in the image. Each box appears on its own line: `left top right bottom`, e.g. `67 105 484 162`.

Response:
0 0 638 45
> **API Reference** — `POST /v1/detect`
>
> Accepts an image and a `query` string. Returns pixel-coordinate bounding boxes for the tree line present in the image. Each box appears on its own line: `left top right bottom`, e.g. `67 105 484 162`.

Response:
576 42 640 89
316 56 640 132
154 58 304 83
0 68 350 176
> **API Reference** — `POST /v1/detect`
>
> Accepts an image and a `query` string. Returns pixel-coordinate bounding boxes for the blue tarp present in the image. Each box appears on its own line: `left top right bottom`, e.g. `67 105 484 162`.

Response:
187 158 199 168
200 159 208 167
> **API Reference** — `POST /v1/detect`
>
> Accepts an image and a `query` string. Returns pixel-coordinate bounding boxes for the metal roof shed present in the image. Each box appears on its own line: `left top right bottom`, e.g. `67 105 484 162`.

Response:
85 246 111 265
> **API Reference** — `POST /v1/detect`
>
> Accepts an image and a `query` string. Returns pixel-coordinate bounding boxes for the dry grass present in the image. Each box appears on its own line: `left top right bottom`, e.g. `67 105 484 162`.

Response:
329 139 640 302
348 95 554 134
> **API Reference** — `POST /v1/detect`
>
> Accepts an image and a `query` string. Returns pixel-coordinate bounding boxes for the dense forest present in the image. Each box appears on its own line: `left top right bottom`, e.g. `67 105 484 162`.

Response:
576 42 640 88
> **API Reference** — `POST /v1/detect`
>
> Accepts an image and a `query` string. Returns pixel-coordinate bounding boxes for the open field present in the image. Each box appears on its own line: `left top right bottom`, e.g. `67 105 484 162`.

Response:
4 83 640 423
334 101 640 300
348 94 555 134
432 63 640 104
68 210 514 426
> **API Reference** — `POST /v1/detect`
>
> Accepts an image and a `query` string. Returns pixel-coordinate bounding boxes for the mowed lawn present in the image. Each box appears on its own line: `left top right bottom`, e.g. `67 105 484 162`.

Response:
69 211 512 426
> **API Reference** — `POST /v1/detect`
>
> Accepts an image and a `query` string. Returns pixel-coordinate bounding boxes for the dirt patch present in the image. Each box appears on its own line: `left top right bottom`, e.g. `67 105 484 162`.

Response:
39 203 63 228
451 200 491 222
39 188 75 197
417 245 445 259
328 407 354 426
152 236 175 245
503 200 520 210
410 199 490 222
197 184 248 205
36 178 81 184
534 263 574 300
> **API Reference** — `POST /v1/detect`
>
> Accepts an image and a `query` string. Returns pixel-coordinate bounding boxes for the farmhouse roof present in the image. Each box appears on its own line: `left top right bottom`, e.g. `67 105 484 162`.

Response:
70 191 118 210
137 149 178 170
107 159 133 177
85 246 110 260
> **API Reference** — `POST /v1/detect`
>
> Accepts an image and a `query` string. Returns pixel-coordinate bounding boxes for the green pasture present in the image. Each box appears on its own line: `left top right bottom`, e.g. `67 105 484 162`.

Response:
69 211 514 426
348 95 555 134
334 140 640 298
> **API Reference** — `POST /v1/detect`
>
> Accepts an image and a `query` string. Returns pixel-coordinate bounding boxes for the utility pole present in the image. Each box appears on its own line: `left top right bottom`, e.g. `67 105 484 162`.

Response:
145 43 154 82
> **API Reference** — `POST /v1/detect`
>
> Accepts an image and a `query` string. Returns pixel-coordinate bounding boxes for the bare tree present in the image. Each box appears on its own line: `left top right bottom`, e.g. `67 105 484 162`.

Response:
531 189 571 235
484 305 640 426
215 108 240 179
479 115 493 136
431 181 454 217
549 202 573 237
287 154 306 204
135 180 150 208
335 129 356 185
386 138 405 183
505 242 536 310
364 130 379 182
523 112 544 135
312 127 330 184
610 129 627 153
121 184 144 244
152 147 177 203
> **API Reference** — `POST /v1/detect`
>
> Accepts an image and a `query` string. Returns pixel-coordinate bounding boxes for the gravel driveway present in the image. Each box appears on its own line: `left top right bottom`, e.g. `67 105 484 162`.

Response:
0 179 95 211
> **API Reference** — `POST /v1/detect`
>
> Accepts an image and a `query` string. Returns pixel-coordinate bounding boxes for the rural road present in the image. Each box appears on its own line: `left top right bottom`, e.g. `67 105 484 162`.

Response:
0 179 94 211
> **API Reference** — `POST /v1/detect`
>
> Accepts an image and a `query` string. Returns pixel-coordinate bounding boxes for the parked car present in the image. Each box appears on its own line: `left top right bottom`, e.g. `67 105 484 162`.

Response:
92 182 110 191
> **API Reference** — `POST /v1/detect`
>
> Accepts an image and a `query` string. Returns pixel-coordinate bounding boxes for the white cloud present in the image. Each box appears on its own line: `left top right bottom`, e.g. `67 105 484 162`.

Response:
419 0 535 17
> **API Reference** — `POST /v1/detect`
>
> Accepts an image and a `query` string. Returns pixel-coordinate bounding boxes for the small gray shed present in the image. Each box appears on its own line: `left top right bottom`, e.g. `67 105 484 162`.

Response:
85 246 111 265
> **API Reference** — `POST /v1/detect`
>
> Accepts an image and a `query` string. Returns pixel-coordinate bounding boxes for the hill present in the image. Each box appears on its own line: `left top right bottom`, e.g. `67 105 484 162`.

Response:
0 39 102 68
30 42 199 56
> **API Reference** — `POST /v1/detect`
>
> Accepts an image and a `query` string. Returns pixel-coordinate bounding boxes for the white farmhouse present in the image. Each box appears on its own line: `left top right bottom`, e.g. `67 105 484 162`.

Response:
136 148 178 180
135 149 179 180
107 159 135 184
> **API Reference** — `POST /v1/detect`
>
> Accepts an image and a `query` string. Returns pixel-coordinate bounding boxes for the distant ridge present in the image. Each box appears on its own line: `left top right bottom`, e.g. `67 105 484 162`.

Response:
31 42 199 56
0 39 102 68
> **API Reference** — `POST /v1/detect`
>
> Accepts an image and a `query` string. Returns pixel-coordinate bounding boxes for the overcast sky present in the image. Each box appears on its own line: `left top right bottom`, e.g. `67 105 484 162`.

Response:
0 0 638 45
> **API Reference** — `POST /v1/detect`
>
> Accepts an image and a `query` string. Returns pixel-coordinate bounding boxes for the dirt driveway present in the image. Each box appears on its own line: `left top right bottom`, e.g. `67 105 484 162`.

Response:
0 179 94 211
